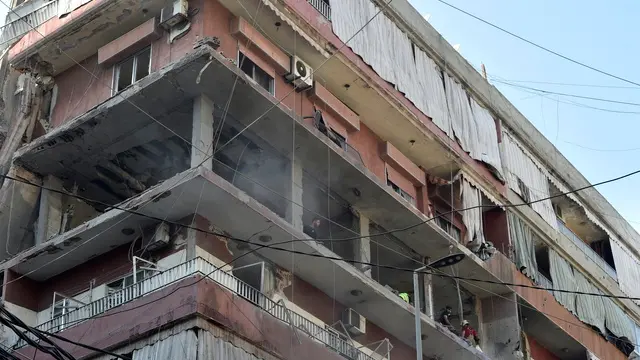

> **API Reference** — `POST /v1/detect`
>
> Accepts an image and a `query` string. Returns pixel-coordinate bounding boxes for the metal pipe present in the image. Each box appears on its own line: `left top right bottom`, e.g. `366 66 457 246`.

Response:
413 265 427 360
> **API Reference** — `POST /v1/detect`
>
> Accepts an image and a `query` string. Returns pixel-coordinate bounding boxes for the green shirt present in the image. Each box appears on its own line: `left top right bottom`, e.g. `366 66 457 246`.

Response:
399 292 410 302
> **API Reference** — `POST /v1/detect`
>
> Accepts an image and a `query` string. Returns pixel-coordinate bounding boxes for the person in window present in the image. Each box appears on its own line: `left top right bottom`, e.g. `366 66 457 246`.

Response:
461 320 481 349
303 218 322 239
438 306 456 333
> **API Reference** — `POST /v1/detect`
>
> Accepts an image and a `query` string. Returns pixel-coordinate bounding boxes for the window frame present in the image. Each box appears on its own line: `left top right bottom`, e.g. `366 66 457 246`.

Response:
385 168 416 206
112 46 152 95
237 51 275 95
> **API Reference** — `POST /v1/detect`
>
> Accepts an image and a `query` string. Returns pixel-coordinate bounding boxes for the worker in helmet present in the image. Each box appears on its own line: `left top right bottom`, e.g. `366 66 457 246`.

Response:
398 292 410 303
461 320 480 348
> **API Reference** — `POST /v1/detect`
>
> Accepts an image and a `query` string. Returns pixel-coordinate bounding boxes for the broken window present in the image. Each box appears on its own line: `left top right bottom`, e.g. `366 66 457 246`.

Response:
516 177 531 203
113 47 152 94
386 169 416 206
238 52 275 95
435 210 461 241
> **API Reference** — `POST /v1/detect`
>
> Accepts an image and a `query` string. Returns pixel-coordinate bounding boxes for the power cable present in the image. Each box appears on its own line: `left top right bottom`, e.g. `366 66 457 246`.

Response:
0 306 130 360
493 80 640 107
488 78 640 90
495 80 640 115
212 0 394 155
434 0 640 88
5 155 640 252
2 159 640 294
0 0 395 285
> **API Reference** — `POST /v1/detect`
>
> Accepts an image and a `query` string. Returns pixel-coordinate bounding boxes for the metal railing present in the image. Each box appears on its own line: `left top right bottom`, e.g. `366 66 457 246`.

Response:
307 0 331 20
556 218 618 281
0 0 59 47
16 258 382 360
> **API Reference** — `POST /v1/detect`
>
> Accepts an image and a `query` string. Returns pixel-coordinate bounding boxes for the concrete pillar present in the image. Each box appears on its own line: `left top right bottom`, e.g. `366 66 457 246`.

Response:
480 293 520 359
423 258 434 319
191 95 214 170
354 216 372 277
285 160 303 232
35 175 63 245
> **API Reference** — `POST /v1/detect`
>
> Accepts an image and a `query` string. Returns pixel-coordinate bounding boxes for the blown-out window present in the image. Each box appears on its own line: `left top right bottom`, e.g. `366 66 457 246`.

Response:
238 52 274 95
113 47 151 94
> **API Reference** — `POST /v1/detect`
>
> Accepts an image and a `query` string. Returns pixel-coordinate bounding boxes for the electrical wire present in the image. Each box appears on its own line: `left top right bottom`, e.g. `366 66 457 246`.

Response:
434 0 640 88
492 80 640 107
212 0 394 155
1 156 640 291
0 306 130 360
488 78 640 90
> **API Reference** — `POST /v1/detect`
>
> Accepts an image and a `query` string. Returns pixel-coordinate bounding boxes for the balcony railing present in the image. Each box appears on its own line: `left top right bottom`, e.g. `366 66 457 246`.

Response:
0 0 59 47
15 257 383 360
556 218 617 281
307 0 331 20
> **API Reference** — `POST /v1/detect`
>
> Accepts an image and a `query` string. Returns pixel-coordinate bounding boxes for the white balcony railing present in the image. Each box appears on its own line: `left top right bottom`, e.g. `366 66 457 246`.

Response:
15 257 382 360
0 0 59 47
307 0 331 20
556 218 618 281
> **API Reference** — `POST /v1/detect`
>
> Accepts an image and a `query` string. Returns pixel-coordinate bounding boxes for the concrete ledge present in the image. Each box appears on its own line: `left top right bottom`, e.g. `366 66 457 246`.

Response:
381 141 425 186
309 82 360 132
98 17 163 65
230 16 289 74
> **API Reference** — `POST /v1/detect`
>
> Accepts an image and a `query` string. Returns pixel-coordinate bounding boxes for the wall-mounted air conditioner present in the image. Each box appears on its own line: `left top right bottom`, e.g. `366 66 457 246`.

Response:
285 55 313 90
342 308 366 336
145 222 171 252
160 0 188 30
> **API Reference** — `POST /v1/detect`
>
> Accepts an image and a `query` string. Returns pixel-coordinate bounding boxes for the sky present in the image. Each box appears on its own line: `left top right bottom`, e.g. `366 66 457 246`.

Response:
408 0 640 233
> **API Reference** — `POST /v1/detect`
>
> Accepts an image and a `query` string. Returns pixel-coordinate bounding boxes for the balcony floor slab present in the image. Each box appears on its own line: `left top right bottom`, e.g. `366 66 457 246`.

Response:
13 44 508 299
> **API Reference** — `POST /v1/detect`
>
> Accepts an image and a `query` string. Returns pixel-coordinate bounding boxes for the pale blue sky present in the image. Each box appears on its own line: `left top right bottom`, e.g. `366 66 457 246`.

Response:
409 0 640 231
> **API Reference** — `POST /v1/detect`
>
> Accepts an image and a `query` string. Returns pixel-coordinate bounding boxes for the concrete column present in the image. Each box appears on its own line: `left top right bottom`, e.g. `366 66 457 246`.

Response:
191 95 214 170
354 216 372 277
480 293 520 359
285 160 304 232
423 258 434 318
35 175 63 245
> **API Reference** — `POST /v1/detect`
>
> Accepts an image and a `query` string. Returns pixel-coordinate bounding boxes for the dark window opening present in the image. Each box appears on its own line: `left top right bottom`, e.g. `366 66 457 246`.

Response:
591 238 616 270
435 210 461 241
516 177 531 203
238 52 275 95
114 47 151 94
535 247 551 280
386 169 416 206
411 43 417 62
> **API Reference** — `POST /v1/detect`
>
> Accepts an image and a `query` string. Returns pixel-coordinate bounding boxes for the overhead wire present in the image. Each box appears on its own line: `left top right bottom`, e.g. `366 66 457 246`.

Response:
0 0 396 287
212 0 395 155
492 80 640 107
3 159 640 296
421 260 640 349
433 0 640 88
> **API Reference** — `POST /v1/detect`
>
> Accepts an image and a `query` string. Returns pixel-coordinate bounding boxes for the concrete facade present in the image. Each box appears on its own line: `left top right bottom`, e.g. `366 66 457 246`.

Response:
0 0 636 360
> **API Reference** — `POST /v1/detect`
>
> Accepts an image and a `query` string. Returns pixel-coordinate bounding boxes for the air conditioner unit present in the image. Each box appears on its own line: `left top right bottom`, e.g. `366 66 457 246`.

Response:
285 55 313 90
342 308 366 336
145 222 171 252
160 0 188 30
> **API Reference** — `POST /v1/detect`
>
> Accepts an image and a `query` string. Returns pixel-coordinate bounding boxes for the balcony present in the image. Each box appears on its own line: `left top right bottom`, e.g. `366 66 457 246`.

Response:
15 257 382 360
556 218 617 281
0 0 59 47
307 0 331 20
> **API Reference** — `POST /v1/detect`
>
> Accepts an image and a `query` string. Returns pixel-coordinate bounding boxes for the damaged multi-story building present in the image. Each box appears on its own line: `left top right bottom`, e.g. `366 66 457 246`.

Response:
0 0 638 359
